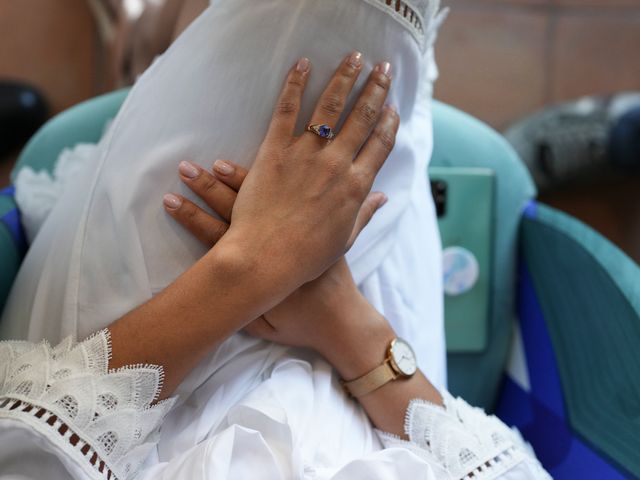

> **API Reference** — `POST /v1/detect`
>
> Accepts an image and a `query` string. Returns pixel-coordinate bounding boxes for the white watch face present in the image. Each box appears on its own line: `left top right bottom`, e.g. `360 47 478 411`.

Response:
390 338 417 376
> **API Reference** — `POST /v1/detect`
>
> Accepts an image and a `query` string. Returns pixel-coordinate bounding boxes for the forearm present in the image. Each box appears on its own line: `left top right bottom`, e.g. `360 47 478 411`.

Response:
108 239 288 398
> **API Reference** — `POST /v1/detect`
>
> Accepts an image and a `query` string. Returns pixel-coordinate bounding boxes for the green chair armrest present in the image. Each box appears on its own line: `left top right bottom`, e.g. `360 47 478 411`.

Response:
11 89 131 181
521 202 640 476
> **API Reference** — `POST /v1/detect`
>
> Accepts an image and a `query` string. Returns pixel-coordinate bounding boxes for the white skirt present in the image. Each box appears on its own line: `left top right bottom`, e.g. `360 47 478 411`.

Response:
2 0 447 477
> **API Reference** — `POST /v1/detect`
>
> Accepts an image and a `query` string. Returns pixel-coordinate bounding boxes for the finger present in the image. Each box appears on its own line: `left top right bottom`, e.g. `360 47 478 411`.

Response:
352 105 400 186
346 192 388 249
163 193 229 247
303 52 363 145
243 316 277 340
212 159 248 192
333 61 392 157
265 58 311 144
178 160 236 222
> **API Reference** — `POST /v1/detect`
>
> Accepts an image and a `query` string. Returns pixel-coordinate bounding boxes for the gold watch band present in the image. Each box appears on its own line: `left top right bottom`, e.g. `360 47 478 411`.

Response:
342 360 398 398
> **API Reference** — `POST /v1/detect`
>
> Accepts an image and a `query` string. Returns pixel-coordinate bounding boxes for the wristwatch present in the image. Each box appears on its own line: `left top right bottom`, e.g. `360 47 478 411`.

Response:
342 338 417 398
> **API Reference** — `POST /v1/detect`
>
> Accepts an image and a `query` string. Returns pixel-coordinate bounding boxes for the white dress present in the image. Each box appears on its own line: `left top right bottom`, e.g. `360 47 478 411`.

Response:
0 0 549 478
0 331 550 479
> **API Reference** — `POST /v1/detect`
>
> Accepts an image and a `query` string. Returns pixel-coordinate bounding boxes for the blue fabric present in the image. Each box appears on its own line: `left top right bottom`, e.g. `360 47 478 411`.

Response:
496 257 630 478
0 187 26 257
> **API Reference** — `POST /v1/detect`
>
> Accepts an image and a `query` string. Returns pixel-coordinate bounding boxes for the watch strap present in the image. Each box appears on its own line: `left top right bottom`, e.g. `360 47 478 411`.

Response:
342 360 397 398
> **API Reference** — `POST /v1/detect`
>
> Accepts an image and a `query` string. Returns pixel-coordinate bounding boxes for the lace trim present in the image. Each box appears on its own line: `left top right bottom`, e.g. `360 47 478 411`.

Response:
361 0 448 49
0 330 176 480
377 392 551 480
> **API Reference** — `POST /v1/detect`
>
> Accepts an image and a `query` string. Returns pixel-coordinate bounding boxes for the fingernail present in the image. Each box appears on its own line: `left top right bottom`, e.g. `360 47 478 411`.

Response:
213 159 235 176
347 51 362 69
385 104 398 116
376 61 392 78
378 193 389 207
179 160 199 179
163 193 182 210
296 57 310 73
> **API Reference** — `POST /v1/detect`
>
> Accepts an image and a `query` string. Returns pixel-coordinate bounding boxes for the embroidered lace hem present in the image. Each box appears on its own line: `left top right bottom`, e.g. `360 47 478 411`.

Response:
0 330 176 480
377 392 552 480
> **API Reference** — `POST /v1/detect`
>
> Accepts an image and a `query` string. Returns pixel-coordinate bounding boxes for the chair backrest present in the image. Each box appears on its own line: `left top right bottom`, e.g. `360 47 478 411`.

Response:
0 89 130 315
11 89 130 181
430 101 537 409
498 202 640 478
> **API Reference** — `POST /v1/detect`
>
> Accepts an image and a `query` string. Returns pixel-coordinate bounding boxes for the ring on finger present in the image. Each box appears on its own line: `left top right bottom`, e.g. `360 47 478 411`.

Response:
306 123 337 141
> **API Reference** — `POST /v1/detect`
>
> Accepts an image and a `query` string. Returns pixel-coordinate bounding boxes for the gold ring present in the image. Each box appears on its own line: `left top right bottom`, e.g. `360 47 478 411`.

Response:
306 123 336 140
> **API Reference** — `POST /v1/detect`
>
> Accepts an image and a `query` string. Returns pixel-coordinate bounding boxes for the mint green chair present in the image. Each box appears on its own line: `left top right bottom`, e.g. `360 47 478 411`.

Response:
1 91 638 477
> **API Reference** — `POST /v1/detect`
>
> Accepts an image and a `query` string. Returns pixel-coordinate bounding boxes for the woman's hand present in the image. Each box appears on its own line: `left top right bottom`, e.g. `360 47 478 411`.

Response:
164 158 394 380
165 157 445 439
109 55 402 400
206 55 399 308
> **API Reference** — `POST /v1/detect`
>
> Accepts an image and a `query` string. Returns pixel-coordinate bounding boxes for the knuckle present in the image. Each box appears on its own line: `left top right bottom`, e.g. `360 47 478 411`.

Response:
339 62 358 79
286 75 305 88
355 103 378 127
348 174 366 198
319 93 344 117
202 176 220 196
373 126 396 152
276 99 299 116
182 203 199 222
371 72 391 92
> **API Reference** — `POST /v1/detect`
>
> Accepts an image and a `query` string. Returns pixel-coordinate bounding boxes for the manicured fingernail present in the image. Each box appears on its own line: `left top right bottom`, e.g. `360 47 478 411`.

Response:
347 51 362 68
179 160 199 179
296 57 310 73
213 159 235 176
163 193 182 210
376 61 392 78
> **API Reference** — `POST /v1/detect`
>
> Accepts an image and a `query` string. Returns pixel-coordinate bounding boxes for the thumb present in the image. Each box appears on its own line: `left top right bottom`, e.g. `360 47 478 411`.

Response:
346 192 388 250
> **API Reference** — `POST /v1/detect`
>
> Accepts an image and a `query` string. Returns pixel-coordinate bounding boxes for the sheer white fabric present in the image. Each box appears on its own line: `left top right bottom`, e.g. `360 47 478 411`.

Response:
1 0 455 478
0 334 549 480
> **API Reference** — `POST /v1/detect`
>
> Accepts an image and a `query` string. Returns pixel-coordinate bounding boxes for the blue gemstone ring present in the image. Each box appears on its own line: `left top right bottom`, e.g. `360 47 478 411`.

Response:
306 123 336 141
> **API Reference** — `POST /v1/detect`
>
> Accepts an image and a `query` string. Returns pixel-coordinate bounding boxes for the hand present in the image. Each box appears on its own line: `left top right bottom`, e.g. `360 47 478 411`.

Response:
205 55 399 309
164 156 444 439
164 158 393 379
108 55 407 404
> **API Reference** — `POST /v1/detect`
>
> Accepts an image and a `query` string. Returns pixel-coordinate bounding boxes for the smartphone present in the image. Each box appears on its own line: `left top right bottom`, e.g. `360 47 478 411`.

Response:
429 167 495 353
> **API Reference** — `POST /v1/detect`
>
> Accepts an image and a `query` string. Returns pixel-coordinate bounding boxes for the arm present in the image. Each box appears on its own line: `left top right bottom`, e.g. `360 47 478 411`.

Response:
166 170 551 479
0 54 397 479
109 52 395 397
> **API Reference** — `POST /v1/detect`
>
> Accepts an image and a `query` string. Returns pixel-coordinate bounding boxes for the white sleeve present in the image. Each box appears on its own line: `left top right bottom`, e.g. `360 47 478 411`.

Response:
0 331 175 480
377 392 552 480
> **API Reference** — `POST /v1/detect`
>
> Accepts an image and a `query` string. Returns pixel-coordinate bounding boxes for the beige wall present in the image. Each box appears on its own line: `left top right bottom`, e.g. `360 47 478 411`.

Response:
435 0 640 129
0 0 97 115
2 0 639 127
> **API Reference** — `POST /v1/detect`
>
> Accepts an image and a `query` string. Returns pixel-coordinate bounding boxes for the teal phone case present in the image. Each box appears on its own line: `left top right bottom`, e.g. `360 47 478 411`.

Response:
429 167 495 353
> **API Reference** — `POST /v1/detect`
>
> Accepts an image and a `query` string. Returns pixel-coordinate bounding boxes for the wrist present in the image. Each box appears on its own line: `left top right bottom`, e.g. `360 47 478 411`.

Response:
317 297 396 381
